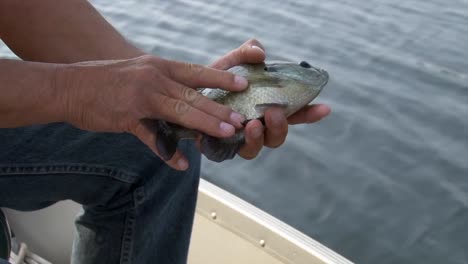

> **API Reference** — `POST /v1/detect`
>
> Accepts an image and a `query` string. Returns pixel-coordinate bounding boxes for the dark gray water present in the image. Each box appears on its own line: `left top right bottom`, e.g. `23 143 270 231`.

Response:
2 0 467 263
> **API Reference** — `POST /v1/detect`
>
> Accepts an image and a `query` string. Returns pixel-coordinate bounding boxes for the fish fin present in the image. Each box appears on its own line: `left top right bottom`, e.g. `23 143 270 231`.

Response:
142 119 179 161
201 132 245 162
254 103 288 115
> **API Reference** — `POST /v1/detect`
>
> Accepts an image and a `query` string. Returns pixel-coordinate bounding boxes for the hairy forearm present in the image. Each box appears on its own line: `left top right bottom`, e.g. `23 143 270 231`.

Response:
0 59 62 127
0 0 144 63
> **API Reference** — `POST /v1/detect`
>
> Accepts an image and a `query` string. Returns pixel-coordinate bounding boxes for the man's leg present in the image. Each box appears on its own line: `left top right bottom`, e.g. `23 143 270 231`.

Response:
0 123 201 264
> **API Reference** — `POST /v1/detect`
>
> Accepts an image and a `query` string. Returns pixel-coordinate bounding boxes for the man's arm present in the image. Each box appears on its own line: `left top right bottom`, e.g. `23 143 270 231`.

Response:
0 0 144 62
0 0 330 168
0 0 249 170
0 59 61 126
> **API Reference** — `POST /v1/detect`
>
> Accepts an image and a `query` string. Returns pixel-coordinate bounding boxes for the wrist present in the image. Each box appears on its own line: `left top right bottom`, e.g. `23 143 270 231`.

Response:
51 62 91 126
51 59 124 128
49 63 71 124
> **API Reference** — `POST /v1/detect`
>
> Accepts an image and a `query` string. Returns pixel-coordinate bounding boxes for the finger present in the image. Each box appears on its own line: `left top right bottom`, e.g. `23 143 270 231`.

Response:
164 81 245 128
264 107 288 148
210 38 266 70
164 60 248 91
131 121 189 171
238 119 264 160
287 104 331 125
147 92 236 138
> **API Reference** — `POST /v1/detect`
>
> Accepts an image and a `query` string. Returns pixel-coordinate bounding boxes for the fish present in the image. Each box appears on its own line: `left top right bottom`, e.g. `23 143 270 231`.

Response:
144 61 329 162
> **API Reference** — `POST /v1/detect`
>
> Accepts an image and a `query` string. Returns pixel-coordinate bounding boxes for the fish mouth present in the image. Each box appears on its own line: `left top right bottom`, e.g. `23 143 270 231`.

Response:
318 68 329 88
309 66 329 90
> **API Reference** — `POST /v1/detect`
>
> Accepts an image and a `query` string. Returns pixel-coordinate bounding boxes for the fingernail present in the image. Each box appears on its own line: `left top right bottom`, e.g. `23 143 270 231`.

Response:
220 122 235 135
234 75 248 89
230 112 245 125
252 126 263 139
177 159 188 170
252 45 264 52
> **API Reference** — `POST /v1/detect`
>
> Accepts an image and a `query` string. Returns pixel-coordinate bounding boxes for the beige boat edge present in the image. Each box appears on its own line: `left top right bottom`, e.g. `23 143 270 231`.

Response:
189 179 353 264
3 179 353 264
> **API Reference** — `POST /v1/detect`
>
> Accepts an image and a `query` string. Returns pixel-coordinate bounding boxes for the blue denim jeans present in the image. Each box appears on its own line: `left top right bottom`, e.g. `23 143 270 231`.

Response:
0 123 201 264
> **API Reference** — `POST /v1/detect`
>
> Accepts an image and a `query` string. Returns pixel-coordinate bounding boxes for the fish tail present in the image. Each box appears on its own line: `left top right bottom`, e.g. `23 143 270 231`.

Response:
142 119 180 161
201 131 245 162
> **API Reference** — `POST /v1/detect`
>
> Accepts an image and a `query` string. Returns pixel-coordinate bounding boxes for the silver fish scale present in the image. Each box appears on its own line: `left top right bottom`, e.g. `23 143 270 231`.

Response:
202 62 328 119
201 62 327 121
202 84 319 120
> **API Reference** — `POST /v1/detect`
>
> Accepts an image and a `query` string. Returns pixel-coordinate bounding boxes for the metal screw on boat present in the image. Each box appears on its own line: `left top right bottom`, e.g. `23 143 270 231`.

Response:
259 240 266 247
210 212 217 220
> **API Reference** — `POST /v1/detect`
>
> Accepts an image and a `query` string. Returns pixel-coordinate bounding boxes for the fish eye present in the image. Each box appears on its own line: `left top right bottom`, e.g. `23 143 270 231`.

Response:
299 61 311 68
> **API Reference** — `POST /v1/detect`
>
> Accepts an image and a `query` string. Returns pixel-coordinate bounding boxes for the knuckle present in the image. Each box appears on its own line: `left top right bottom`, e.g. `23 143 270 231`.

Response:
174 100 190 116
225 56 236 69
183 88 200 104
186 63 204 77
237 46 248 57
218 52 239 70
180 63 205 85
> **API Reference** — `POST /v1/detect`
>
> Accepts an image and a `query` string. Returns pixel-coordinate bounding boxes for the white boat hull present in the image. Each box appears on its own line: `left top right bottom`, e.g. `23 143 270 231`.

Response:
3 179 352 264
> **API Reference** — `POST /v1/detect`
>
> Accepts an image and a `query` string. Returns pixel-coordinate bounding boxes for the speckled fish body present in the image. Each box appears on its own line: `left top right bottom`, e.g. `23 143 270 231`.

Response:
202 61 328 121
154 61 329 162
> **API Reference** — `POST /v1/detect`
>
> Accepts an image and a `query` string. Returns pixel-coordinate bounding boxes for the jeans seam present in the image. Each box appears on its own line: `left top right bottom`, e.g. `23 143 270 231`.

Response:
0 163 138 184
120 210 136 264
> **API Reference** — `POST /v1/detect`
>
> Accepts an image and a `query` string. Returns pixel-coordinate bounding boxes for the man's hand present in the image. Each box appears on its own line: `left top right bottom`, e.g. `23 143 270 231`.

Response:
209 39 331 160
55 55 249 170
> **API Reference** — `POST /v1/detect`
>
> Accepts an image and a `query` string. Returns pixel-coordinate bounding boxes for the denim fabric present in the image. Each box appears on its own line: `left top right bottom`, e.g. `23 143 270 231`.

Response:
0 123 201 264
